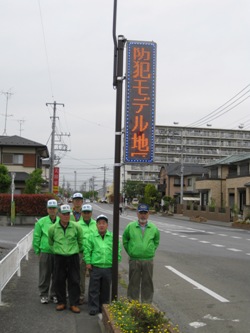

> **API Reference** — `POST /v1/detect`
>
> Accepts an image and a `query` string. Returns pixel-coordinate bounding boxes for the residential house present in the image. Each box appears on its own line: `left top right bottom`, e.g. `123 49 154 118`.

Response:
0 135 49 193
159 163 208 203
196 153 250 214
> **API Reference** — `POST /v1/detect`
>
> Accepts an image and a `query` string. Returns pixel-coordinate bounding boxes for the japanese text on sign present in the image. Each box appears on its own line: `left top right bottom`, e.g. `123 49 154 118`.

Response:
53 167 59 194
125 41 156 163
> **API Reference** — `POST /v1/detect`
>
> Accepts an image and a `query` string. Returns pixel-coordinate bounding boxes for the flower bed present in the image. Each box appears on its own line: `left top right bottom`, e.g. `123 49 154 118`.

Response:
232 222 250 230
102 298 179 333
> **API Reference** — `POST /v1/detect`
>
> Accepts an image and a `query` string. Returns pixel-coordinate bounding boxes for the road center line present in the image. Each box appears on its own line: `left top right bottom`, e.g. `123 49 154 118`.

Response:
165 266 230 303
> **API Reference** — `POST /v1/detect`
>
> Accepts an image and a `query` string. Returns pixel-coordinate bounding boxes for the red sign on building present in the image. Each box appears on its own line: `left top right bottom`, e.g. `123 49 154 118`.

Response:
125 40 157 163
53 167 59 194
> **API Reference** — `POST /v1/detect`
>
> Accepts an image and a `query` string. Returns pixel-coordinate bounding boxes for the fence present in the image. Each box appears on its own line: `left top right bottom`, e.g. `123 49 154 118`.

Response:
0 230 33 304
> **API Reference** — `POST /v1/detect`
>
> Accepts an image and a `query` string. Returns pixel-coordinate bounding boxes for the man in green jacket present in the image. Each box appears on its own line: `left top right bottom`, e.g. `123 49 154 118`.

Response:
122 203 160 303
70 192 83 222
48 204 83 313
32 199 59 304
84 214 121 315
78 203 97 304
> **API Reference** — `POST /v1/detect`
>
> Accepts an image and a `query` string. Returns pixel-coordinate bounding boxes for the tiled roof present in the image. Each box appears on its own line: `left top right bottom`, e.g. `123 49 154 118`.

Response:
166 163 208 176
205 153 250 167
0 135 45 147
0 135 49 157
8 172 29 181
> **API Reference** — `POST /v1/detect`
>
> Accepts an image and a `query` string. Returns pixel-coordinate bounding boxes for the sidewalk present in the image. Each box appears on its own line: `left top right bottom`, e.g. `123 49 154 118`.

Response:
0 251 102 333
164 213 232 228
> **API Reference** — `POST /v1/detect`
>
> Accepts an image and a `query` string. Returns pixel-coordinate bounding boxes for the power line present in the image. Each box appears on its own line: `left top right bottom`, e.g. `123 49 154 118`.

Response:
186 83 250 127
37 0 54 99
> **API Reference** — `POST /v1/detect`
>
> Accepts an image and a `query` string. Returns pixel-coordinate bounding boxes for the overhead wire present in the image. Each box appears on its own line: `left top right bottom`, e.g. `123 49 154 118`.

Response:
37 0 54 99
186 83 250 127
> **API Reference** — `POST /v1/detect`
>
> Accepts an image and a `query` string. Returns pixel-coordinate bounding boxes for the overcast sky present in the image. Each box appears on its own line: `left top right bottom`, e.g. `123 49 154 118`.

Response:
1 0 249 191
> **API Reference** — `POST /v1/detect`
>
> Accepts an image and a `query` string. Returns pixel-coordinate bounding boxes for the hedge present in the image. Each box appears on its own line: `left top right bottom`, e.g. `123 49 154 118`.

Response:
0 194 57 216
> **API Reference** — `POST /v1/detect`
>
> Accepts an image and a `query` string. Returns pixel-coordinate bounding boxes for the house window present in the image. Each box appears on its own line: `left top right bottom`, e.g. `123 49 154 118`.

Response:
174 178 181 186
13 154 23 164
187 178 192 186
240 163 249 176
2 153 23 165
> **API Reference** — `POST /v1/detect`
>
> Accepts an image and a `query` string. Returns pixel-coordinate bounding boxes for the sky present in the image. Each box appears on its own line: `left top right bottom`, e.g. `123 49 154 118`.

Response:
1 0 250 191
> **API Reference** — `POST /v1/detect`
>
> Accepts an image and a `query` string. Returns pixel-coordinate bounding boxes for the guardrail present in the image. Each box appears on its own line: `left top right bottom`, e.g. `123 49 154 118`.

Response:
0 230 33 304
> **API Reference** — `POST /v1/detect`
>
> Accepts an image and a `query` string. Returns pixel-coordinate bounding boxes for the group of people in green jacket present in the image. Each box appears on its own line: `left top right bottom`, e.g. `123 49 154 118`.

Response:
32 192 160 316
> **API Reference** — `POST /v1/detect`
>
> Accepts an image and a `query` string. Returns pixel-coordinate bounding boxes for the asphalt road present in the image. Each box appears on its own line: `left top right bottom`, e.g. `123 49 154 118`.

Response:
0 225 33 260
1 204 250 333
94 204 250 333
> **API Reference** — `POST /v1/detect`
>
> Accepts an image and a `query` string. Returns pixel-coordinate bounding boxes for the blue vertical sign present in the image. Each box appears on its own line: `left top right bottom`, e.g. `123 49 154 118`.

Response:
125 40 157 163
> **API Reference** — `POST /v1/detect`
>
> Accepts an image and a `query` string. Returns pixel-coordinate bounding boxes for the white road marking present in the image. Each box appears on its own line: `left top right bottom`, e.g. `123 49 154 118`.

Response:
203 314 224 321
227 248 242 252
246 253 250 256
165 266 230 303
218 234 227 236
212 244 225 247
189 237 198 240
199 240 210 244
232 236 242 239
189 321 206 328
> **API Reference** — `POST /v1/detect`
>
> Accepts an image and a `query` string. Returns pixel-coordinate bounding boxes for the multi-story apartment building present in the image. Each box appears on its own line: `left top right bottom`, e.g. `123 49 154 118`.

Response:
122 125 250 190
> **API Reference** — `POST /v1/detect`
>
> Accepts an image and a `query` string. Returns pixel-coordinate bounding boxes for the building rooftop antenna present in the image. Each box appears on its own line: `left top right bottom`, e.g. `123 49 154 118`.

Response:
1 89 14 135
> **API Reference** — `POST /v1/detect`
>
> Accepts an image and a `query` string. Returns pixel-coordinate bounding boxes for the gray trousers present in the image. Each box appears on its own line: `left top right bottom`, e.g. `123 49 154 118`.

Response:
127 259 154 303
88 266 112 313
79 253 86 298
38 252 56 297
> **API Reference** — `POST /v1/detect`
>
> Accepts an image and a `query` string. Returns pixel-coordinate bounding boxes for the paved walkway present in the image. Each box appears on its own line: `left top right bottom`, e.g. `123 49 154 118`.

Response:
167 213 232 228
0 250 103 333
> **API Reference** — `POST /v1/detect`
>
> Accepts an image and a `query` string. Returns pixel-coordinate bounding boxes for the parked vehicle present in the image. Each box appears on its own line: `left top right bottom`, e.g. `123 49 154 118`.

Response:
132 198 139 205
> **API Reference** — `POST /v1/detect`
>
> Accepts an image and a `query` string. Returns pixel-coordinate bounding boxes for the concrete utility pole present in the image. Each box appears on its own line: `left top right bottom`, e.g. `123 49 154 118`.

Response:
74 171 77 192
99 164 109 197
46 101 64 193
1 90 13 135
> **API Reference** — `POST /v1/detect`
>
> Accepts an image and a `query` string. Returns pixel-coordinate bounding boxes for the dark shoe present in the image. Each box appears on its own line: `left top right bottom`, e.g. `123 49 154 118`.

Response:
78 296 85 305
70 305 81 313
56 304 66 311
89 310 98 316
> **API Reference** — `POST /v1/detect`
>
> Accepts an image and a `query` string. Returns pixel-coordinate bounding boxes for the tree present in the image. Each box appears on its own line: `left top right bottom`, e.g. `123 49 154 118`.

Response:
123 180 146 201
144 183 159 208
24 169 44 194
0 164 11 193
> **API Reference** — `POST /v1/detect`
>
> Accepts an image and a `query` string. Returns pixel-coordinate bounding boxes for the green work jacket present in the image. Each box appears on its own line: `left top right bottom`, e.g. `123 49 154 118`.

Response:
48 220 83 256
122 220 160 260
33 215 60 255
84 230 121 268
78 218 97 245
